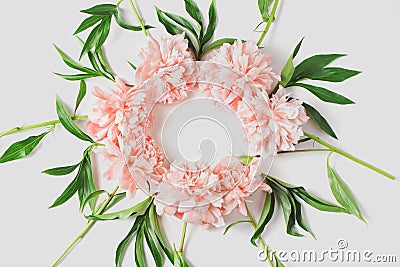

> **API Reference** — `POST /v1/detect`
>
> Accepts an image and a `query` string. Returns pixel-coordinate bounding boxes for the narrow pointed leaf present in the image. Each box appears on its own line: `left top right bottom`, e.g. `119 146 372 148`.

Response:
274 253 285 267
115 215 145 267
308 67 361 83
114 11 154 31
49 176 79 208
281 38 304 86
162 10 198 37
327 159 365 222
128 61 137 70
149 205 174 262
184 0 203 29
95 16 112 52
42 163 79 176
289 192 316 239
201 0 217 46
202 38 239 55
56 96 94 142
86 197 152 220
54 45 97 74
74 80 87 115
251 193 275 245
144 219 164 267
54 72 99 81
77 155 96 211
258 0 273 21
0 132 49 164
303 103 337 139
223 220 251 235
80 24 102 59
295 83 355 105
135 227 146 267
81 4 117 16
96 192 126 214
74 15 103 35
291 54 346 82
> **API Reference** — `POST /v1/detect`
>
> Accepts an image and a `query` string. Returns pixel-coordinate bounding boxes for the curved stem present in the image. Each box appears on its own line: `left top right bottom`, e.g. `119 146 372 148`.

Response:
303 132 395 180
257 0 280 47
51 186 119 267
0 115 88 138
178 222 188 253
128 0 148 36
245 203 274 267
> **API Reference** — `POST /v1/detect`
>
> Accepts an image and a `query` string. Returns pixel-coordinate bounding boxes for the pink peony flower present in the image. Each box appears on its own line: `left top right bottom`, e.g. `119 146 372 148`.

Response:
269 87 309 151
86 77 136 144
200 40 280 109
135 34 195 104
154 162 225 227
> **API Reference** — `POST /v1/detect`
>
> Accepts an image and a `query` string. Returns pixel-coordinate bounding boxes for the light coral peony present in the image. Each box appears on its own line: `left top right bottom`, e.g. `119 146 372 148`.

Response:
135 34 195 104
269 87 309 151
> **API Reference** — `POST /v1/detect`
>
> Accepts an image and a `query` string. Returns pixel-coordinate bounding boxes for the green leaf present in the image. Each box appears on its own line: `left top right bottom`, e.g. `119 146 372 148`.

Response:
74 15 103 35
54 45 97 74
56 95 94 142
114 11 154 31
149 205 174 263
267 176 346 213
96 48 115 79
184 0 203 30
274 253 285 267
95 16 112 52
281 38 304 87
223 220 251 235
135 226 146 267
128 61 137 70
155 7 197 53
49 176 79 208
144 218 164 267
201 0 217 46
80 23 102 60
258 0 273 21
291 54 346 83
0 132 49 164
96 192 126 214
308 67 361 83
303 103 337 139
327 156 365 222
54 72 100 81
294 83 355 105
74 80 87 116
269 182 303 237
289 192 316 239
173 247 190 267
88 52 103 74
82 190 107 212
81 4 117 16
161 10 198 37
86 197 152 221
202 37 238 55
77 154 96 211
115 215 145 267
42 163 79 176
251 193 275 245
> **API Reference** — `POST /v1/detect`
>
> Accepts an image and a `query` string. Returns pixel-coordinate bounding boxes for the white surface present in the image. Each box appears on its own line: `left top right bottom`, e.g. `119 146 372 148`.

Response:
0 0 399 266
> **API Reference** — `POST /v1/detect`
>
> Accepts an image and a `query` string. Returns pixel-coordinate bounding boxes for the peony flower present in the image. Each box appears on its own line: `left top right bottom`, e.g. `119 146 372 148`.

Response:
154 162 225 227
214 156 272 216
200 40 280 109
269 87 309 151
135 34 195 104
86 77 136 144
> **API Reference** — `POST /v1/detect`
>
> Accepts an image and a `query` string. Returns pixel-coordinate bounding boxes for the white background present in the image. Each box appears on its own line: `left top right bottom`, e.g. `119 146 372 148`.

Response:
0 0 399 266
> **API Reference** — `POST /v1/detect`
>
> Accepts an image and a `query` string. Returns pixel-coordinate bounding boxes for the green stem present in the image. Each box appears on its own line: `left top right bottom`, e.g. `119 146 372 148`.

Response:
179 222 188 253
51 186 119 267
257 0 280 47
278 149 331 154
116 0 124 7
0 115 88 138
303 131 396 180
128 0 148 36
245 203 274 267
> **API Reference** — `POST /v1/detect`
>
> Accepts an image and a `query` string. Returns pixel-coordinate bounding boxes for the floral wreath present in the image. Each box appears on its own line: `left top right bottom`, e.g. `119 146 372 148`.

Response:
0 0 395 267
